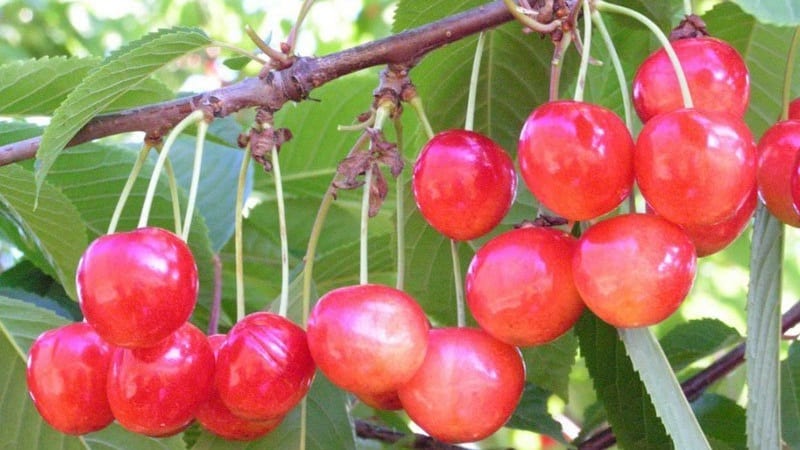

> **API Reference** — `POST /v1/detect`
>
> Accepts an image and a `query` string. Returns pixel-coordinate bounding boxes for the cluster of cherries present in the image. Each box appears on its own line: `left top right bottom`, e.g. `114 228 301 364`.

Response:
27 227 314 441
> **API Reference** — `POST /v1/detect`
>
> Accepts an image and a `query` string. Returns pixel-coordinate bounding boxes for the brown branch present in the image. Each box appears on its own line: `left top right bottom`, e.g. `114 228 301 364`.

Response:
578 300 800 450
0 1 517 167
355 420 479 450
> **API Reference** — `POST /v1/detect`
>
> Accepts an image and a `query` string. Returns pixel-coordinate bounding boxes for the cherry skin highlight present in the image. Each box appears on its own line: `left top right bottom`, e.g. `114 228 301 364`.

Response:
398 327 525 444
466 226 583 346
26 322 114 435
572 214 697 328
307 284 429 395
632 37 750 122
76 226 198 348
215 312 315 421
106 322 215 437
518 100 634 221
412 129 516 241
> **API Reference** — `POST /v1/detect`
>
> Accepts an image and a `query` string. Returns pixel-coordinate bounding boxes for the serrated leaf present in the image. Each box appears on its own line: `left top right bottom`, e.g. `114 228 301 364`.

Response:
0 164 88 300
660 318 743 373
781 340 800 449
693 394 747 450
192 374 355 450
729 0 800 26
574 312 671 450
0 296 186 450
222 56 253 70
521 332 578 401
506 384 566 444
36 27 211 193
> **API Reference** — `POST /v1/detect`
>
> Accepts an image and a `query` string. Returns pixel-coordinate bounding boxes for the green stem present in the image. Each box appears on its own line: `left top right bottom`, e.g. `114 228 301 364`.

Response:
450 239 466 327
501 0 562 34
549 32 572 101
573 0 594 102
288 0 316 55
597 1 693 109
108 145 150 235
592 10 632 130
137 110 204 231
211 40 269 65
683 0 692 16
181 119 208 241
465 31 486 132
360 167 373 285
302 189 336 324
394 117 406 291
234 146 252 323
781 27 800 121
272 145 290 317
409 96 436 141
163 159 183 237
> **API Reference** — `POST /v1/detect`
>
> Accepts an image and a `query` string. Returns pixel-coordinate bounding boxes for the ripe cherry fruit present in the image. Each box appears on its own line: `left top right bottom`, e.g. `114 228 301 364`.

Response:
676 187 757 257
26 322 114 435
465 226 583 346
215 312 315 421
572 214 697 327
412 129 516 241
106 322 215 437
397 327 525 444
632 37 750 122
76 227 198 348
635 108 756 227
756 119 800 227
307 284 429 396
517 100 634 221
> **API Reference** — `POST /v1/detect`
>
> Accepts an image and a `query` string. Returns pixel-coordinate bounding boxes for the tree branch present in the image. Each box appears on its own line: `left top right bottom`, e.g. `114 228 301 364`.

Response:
0 1 517 167
355 420 479 450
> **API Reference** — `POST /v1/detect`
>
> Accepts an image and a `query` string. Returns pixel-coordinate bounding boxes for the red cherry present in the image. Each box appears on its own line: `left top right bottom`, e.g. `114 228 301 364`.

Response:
572 214 697 327
757 119 800 227
397 327 525 444
632 37 749 122
412 129 516 241
106 322 214 436
216 312 315 421
26 322 113 435
789 98 800 120
307 284 429 395
677 187 757 257
356 390 403 411
517 100 635 220
635 108 756 226
465 226 583 346
195 334 283 441
76 227 198 348
792 152 800 215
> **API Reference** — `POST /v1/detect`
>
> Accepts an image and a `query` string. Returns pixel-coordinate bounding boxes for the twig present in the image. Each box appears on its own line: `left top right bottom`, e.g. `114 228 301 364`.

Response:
355 420 479 450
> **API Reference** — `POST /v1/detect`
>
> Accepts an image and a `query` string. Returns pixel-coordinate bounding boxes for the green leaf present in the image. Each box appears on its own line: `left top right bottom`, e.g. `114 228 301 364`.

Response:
693 394 747 450
521 332 578 401
745 205 783 449
574 312 671 449
506 384 566 444
729 0 800 26
192 374 355 450
0 164 88 300
781 335 800 448
660 319 743 373
36 27 211 193
0 296 185 450
619 327 711 449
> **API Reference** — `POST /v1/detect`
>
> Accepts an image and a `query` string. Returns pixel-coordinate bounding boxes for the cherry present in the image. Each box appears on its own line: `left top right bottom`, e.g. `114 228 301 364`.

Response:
572 214 697 328
397 327 525 444
465 226 583 346
106 322 215 437
76 227 198 348
677 187 757 257
215 312 315 421
307 284 429 395
635 108 756 227
792 152 800 216
517 100 634 221
356 390 403 411
195 334 283 441
790 98 800 120
632 37 749 122
26 322 113 435
412 129 516 241
756 119 800 227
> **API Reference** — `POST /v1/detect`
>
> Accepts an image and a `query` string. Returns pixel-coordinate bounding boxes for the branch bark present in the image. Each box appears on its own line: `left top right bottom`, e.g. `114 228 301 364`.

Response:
0 1 516 167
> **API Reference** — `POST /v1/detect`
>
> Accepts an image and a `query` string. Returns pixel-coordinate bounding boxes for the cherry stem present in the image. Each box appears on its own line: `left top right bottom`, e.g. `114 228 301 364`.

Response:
212 39 269 65
465 31 486 132
409 96 436 141
592 10 632 130
573 0 594 102
107 144 150 235
287 0 316 56
181 119 208 241
163 159 183 237
781 27 800 121
394 116 406 291
137 110 204 232
683 0 693 16
208 253 222 335
596 1 693 109
359 167 373 285
550 32 573 101
450 239 466 327
302 189 335 324
234 145 252 323
271 140 290 317
502 0 562 34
